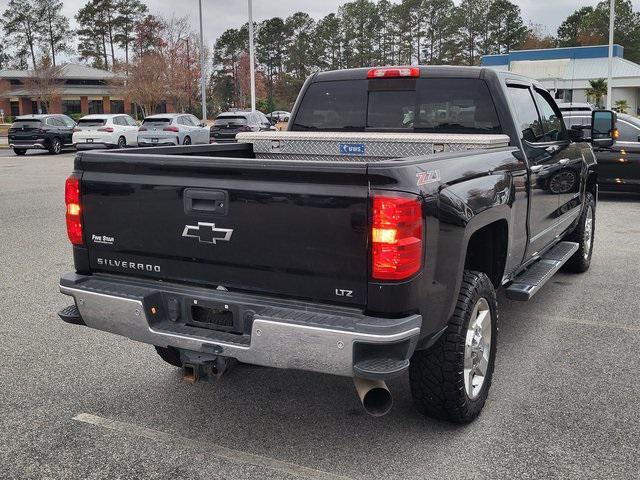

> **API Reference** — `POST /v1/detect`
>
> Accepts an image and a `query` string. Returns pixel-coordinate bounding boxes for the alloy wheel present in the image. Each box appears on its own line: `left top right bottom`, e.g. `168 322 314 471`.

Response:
464 297 492 400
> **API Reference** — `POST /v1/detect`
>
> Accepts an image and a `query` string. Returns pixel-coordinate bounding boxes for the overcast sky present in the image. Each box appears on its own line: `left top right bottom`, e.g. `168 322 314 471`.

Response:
6 0 640 52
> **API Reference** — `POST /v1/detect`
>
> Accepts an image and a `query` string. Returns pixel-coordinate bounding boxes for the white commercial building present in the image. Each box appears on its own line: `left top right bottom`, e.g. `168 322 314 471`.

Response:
482 45 640 115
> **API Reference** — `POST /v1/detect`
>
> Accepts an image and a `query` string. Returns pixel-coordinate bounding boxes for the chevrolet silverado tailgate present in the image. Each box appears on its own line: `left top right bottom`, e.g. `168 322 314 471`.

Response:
77 152 369 306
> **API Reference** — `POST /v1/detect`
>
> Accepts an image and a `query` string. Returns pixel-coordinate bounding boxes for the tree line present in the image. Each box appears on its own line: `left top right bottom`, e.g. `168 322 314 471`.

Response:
1 0 639 116
212 0 640 112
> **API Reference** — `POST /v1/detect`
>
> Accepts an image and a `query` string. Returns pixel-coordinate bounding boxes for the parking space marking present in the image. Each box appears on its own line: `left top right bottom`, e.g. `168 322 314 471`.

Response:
73 413 353 480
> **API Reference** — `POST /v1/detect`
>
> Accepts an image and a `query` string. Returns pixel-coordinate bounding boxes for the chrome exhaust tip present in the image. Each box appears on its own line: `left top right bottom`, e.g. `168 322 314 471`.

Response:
353 377 393 417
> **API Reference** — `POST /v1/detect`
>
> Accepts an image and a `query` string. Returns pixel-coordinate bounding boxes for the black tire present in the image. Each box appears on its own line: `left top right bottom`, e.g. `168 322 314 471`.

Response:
48 137 62 154
562 192 595 273
117 136 126 149
183 136 191 145
13 148 27 156
154 346 182 368
409 271 498 424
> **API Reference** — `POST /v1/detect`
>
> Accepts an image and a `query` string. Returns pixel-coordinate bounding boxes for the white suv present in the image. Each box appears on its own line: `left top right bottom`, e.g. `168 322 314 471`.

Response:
73 114 139 150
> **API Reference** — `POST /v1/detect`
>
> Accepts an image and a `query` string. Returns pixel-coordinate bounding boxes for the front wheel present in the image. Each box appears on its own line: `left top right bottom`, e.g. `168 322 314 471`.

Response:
117 136 126 149
409 271 498 423
183 136 191 145
13 148 27 156
48 137 62 154
562 192 595 273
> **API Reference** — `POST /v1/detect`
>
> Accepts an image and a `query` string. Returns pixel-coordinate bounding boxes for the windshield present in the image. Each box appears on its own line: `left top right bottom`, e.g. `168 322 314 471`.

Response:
77 119 106 127
214 116 248 126
292 78 502 134
12 120 42 129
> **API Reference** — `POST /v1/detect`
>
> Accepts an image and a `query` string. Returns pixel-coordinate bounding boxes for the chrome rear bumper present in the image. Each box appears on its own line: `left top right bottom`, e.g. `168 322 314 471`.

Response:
59 273 421 378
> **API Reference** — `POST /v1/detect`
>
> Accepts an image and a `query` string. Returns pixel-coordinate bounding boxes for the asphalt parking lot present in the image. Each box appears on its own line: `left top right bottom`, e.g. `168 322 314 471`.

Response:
1 149 639 479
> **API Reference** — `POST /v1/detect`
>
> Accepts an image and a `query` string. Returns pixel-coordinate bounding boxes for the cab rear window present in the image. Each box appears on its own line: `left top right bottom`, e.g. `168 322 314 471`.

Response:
292 78 502 134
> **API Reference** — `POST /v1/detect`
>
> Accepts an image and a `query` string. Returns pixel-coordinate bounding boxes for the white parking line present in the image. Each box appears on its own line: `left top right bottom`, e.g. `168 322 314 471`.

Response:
73 413 353 480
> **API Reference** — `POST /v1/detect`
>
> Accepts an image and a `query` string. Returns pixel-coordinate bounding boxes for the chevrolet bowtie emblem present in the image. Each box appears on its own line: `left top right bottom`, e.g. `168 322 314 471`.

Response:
182 222 233 244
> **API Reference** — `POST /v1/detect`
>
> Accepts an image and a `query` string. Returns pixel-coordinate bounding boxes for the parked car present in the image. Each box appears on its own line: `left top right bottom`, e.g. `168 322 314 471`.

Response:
8 114 75 155
58 66 614 422
138 113 209 147
267 110 291 123
73 114 139 150
557 102 594 113
564 111 640 192
210 111 273 143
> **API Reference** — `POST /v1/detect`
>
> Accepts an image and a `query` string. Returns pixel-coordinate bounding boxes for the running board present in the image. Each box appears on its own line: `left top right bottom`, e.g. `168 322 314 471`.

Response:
505 241 579 301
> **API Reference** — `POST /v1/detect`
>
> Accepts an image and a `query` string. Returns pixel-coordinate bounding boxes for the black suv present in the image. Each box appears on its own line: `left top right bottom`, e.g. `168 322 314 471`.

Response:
210 111 274 143
8 114 76 155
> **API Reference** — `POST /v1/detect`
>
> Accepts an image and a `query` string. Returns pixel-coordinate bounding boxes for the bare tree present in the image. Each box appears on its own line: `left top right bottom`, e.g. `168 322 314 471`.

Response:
24 57 64 113
124 53 166 116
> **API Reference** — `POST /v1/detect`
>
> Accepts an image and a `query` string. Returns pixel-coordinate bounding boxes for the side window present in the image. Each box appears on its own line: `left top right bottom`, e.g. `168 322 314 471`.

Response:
45 117 56 126
507 86 543 142
533 89 568 142
112 117 122 126
180 116 194 126
125 116 137 126
617 120 640 143
189 115 201 126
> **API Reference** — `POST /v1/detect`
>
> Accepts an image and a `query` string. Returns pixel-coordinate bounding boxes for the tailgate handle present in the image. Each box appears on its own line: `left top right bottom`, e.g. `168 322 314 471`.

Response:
184 189 228 215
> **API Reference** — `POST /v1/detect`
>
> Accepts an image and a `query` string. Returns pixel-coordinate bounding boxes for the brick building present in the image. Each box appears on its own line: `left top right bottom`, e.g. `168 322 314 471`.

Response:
0 63 173 118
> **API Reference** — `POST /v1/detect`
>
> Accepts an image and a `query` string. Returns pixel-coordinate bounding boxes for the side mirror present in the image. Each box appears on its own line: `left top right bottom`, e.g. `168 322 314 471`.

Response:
591 110 617 148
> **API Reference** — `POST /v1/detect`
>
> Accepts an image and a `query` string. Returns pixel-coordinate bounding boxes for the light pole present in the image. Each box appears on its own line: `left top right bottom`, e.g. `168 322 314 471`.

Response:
198 0 207 121
248 0 256 112
606 0 615 110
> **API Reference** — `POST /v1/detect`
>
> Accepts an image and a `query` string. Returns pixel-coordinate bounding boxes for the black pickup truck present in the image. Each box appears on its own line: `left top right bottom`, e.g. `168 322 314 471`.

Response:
58 66 616 423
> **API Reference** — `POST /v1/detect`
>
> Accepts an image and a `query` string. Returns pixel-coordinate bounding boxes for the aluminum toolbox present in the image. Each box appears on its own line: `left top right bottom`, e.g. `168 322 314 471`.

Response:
236 131 511 161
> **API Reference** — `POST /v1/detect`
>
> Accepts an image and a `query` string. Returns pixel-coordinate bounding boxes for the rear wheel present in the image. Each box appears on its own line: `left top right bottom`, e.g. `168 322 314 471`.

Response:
48 137 62 154
154 346 182 368
409 271 498 423
117 136 126 149
183 136 191 145
13 148 26 156
562 192 595 273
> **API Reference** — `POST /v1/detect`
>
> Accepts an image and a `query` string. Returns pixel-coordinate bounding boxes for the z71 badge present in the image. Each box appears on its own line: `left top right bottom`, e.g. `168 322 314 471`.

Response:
416 170 441 186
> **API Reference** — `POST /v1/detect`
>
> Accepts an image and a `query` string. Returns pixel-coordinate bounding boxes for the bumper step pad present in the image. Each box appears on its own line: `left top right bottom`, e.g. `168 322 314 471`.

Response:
58 304 85 325
506 241 578 301
353 358 410 379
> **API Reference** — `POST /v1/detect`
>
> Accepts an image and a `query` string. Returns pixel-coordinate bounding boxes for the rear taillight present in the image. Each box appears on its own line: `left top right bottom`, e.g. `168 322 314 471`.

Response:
73 127 82 132
163 126 179 132
372 195 423 281
65 175 83 246
97 127 114 132
367 67 420 79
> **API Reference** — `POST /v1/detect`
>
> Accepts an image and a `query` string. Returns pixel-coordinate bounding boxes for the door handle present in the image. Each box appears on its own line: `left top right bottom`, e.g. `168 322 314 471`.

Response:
184 189 228 215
